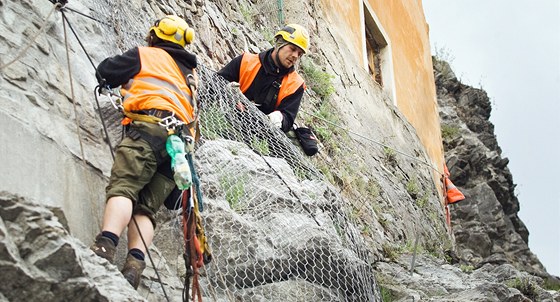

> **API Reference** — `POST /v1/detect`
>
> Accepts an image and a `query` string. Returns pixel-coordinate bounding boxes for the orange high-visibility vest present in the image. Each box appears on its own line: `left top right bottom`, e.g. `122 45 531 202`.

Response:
120 47 196 132
238 52 305 108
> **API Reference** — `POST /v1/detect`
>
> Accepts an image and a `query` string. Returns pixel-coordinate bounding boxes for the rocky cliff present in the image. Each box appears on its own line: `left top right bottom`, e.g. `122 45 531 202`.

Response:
433 57 548 277
0 0 558 301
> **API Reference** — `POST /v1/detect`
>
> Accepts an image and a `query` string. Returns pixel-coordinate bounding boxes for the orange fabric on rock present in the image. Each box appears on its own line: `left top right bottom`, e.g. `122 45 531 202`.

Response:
443 164 465 204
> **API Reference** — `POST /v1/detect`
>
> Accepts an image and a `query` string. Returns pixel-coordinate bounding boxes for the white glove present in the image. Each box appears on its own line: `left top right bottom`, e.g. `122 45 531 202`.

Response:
267 111 283 128
227 82 241 88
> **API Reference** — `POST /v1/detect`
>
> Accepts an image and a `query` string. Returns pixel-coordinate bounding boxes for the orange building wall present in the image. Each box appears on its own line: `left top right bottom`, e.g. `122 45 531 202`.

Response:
319 0 444 192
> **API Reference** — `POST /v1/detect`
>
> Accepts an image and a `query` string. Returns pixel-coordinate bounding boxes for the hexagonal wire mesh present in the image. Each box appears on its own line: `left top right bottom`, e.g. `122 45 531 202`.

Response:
255 0 285 27
157 65 380 301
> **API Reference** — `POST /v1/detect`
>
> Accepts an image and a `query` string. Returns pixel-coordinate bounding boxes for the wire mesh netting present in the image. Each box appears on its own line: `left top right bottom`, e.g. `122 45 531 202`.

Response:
254 0 284 27
157 65 380 301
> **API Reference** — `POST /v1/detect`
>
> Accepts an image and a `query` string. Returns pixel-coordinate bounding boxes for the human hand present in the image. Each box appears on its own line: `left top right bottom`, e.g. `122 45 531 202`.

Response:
235 101 246 111
267 111 283 128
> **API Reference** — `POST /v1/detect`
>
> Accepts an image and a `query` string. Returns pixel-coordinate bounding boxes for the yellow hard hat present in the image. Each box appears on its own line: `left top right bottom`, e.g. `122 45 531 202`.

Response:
149 15 195 47
274 24 309 54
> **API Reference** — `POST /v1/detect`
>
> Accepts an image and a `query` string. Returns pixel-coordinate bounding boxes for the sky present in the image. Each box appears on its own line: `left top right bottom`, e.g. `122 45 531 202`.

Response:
422 0 560 277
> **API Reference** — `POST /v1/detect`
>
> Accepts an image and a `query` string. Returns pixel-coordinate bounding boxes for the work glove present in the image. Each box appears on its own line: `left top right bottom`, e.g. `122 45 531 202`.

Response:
267 111 283 129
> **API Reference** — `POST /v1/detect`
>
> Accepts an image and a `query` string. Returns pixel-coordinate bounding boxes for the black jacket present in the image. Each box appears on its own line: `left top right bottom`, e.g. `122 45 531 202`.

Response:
217 48 304 132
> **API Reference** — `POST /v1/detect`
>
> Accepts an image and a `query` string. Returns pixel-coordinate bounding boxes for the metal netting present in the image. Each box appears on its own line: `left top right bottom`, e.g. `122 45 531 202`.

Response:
160 65 381 301
254 0 285 27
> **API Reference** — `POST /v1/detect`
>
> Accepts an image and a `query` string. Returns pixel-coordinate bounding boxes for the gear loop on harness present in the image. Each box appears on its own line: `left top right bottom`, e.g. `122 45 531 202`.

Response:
158 114 184 132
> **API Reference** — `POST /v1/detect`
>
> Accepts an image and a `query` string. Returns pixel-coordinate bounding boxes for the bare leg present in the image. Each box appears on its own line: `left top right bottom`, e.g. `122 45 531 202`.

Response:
127 214 154 254
101 196 134 236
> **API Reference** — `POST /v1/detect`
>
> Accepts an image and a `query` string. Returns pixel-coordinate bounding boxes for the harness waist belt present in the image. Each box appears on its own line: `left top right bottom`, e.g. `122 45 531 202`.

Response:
137 109 176 120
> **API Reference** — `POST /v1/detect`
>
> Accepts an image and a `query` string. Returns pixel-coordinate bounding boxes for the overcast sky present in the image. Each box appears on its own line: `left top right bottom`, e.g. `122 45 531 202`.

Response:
422 0 560 276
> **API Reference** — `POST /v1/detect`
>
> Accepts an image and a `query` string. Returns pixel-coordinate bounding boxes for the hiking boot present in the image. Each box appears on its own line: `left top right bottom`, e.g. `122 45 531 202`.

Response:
90 234 116 264
121 254 146 289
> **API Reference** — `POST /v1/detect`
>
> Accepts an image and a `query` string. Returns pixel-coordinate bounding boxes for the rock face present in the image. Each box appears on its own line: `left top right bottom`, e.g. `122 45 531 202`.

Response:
376 254 560 302
0 192 146 302
433 57 548 277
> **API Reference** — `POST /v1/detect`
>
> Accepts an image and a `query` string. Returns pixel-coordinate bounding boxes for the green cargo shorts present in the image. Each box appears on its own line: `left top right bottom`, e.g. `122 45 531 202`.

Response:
105 121 176 227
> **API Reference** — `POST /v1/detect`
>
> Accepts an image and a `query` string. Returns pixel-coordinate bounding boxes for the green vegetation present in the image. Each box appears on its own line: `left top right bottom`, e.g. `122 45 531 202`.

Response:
355 177 380 200
382 243 399 262
239 4 253 24
543 278 560 291
378 216 389 229
250 137 270 155
459 264 474 273
309 100 349 157
441 124 459 140
416 193 429 208
383 147 397 165
405 178 420 199
220 175 247 211
260 28 275 44
361 224 371 236
433 44 455 64
300 57 335 99
506 277 537 301
380 286 394 302
200 105 232 139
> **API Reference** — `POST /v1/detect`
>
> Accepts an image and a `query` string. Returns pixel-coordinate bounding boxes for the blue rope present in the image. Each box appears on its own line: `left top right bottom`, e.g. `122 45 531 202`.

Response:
186 153 203 212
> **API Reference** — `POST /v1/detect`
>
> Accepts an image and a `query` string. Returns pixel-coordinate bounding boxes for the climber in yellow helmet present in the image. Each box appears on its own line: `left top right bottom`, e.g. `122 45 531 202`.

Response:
90 15 198 290
218 24 309 132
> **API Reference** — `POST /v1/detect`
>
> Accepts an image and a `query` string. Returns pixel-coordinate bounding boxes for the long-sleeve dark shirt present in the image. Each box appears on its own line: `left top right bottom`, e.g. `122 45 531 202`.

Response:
217 48 304 132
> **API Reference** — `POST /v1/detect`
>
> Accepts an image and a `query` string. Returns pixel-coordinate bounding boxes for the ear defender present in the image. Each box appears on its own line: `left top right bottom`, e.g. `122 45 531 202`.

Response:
183 27 195 44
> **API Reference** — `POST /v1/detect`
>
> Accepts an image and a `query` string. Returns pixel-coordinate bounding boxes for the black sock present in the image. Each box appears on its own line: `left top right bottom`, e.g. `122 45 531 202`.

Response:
101 231 119 247
128 248 145 261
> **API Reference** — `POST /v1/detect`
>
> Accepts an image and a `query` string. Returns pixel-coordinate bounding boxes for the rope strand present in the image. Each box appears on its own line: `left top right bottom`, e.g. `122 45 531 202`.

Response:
300 110 444 176
0 2 60 70
61 6 112 27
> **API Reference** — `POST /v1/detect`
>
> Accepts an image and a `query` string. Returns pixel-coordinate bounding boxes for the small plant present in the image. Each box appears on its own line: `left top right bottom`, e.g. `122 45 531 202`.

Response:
250 137 270 155
405 178 420 199
543 278 560 291
300 58 335 99
239 4 253 24
355 177 381 200
379 216 389 229
383 147 396 165
219 175 247 211
382 244 399 262
380 286 394 302
433 44 455 64
200 105 232 139
441 124 459 140
459 264 474 273
361 225 371 236
506 277 537 300
416 194 429 208
260 28 275 44
333 222 345 243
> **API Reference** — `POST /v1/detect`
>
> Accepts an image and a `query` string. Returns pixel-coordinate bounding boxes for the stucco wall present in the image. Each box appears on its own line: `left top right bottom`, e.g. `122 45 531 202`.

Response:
318 0 444 191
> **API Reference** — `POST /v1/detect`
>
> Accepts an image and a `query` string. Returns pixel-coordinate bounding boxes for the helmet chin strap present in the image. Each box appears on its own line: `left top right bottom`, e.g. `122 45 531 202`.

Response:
273 43 289 69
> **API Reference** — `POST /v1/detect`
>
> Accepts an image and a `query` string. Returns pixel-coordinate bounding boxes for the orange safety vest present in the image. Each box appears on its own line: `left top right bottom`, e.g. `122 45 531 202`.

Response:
238 52 305 108
120 47 196 133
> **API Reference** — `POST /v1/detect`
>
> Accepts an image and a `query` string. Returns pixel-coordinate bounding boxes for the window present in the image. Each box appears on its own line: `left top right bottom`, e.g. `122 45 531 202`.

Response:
361 1 396 103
